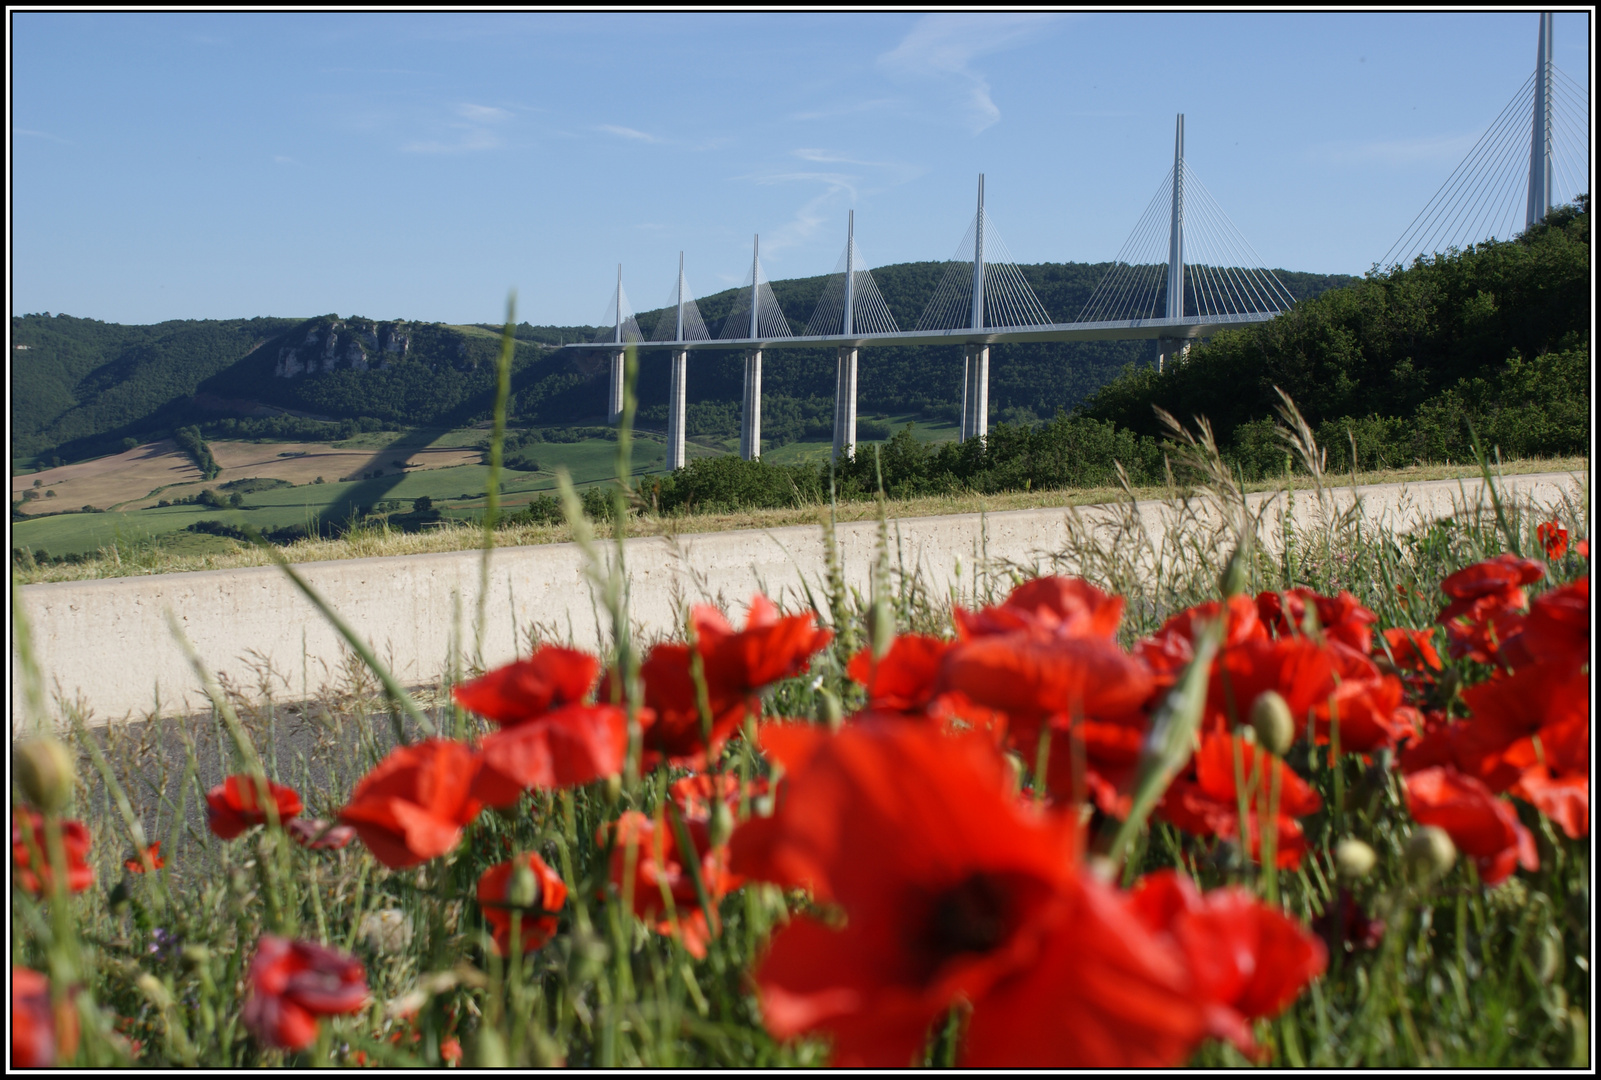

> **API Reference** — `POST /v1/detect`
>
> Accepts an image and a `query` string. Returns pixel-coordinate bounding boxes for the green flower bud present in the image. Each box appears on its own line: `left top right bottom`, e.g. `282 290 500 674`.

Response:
15 737 75 812
506 861 540 909
1249 690 1295 757
709 799 735 849
1334 837 1377 881
1405 826 1456 882
870 597 895 660
604 773 623 806
181 944 212 970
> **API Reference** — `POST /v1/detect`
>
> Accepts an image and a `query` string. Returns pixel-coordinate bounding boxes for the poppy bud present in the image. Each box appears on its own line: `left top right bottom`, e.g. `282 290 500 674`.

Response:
506 861 540 909
818 688 843 733
709 799 735 849
1404 826 1456 882
1249 691 1295 756
604 774 623 806
870 597 895 660
15 737 75 812
1334 838 1377 881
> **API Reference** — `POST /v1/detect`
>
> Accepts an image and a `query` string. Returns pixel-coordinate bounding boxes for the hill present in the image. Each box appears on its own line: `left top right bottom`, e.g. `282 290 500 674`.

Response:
11 260 1355 467
1080 196 1590 474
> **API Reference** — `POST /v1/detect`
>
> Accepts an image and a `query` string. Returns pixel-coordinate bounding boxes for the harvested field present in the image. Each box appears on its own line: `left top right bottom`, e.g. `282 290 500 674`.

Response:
12 439 484 515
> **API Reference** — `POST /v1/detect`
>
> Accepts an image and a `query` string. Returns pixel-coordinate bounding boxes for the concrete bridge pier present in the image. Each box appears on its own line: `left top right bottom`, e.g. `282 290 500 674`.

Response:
666 347 688 470
1156 338 1190 374
740 349 762 461
832 347 858 461
961 344 989 441
607 349 625 423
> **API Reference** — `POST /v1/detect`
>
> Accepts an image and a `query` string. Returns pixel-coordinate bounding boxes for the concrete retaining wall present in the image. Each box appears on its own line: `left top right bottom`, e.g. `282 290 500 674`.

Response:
12 471 1583 730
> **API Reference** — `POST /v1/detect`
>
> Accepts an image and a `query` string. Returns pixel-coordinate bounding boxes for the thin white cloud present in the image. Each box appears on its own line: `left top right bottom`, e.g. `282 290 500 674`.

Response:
598 124 665 144
459 103 512 123
401 102 512 154
15 127 71 145
877 13 1059 133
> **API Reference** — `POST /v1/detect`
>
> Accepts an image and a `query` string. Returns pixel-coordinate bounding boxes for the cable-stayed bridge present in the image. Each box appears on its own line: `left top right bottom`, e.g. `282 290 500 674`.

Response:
574 13 1585 471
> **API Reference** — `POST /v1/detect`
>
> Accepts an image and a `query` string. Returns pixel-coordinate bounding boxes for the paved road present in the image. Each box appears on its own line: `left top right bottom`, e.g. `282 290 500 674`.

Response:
12 469 1586 732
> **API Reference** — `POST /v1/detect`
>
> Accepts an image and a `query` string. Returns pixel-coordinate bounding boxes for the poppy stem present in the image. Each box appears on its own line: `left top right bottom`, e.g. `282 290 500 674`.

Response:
1031 724 1052 808
1101 617 1223 872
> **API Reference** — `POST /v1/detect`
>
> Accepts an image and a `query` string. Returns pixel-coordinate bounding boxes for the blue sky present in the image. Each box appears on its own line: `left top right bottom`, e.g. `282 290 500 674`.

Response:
10 11 1592 327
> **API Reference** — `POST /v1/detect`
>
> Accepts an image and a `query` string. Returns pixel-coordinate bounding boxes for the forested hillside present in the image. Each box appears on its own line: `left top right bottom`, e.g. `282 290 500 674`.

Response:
11 258 1353 466
10 315 301 463
1081 196 1590 474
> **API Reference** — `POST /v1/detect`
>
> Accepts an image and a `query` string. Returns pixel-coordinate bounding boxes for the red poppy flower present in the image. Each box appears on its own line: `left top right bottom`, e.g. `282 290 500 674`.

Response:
1257 588 1378 654
1579 539 1589 559
603 809 736 959
940 631 1154 729
1455 660 1589 792
1438 553 1545 618
1127 870 1326 1058
1380 627 1443 674
668 771 770 820
954 576 1125 642
698 594 834 693
11 967 79 1068
1156 731 1323 869
1499 576 1589 670
241 935 369 1052
848 635 1008 739
1136 595 1268 698
1404 767 1538 886
1307 645 1416 753
1511 764 1588 840
206 775 304 840
286 819 358 851
452 645 600 728
846 634 949 713
476 852 567 956
471 703 632 807
1039 717 1149 816
337 739 483 869
731 721 1208 1067
11 810 94 896
617 595 833 769
1537 519 1569 561
1212 635 1337 733
125 842 164 874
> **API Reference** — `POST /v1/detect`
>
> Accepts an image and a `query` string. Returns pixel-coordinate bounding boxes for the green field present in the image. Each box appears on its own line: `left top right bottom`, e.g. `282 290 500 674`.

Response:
3 433 689 557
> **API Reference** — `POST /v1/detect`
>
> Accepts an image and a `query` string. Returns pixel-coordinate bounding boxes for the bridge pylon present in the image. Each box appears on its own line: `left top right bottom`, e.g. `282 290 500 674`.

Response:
739 235 763 461
1525 12 1554 228
1156 115 1188 373
961 175 989 442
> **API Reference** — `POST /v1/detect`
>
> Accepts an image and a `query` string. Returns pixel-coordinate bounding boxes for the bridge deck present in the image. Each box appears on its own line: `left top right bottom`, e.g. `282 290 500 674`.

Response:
568 311 1279 350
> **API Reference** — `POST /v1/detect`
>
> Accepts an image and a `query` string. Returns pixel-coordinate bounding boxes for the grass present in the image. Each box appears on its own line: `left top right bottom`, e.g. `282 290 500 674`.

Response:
11 453 1588 584
9 334 1592 1067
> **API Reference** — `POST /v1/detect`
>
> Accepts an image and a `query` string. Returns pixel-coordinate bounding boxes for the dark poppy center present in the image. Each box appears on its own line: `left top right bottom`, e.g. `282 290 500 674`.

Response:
922 873 1012 964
